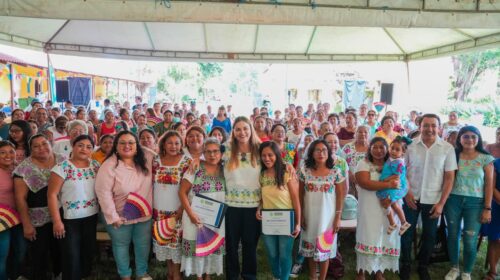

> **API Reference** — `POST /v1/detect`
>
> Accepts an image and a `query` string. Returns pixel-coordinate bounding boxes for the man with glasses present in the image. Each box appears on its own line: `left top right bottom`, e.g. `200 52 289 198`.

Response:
400 114 457 280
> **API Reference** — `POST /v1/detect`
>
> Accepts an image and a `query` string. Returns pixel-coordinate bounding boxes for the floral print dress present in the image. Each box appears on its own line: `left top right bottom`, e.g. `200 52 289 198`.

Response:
152 154 192 263
180 163 226 277
299 166 345 262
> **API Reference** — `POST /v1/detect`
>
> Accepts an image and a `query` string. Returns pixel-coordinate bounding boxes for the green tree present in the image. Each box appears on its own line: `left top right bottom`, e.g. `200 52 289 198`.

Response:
196 63 223 100
451 49 500 101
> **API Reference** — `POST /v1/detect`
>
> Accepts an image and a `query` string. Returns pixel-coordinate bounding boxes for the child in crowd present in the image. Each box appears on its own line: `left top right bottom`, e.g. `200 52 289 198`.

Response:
376 136 412 235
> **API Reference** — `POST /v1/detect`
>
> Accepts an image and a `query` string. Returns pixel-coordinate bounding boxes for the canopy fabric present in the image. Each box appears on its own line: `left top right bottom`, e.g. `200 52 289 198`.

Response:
0 0 499 61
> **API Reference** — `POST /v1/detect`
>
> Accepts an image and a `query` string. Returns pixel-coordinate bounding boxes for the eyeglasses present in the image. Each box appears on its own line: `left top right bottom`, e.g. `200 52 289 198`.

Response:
368 113 376 116
204 149 221 155
313 148 328 154
118 141 136 146
9 129 22 134
461 134 478 140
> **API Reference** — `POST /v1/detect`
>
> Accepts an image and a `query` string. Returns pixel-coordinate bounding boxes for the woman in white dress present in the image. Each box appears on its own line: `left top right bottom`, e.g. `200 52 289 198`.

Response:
354 137 401 280
152 131 192 280
299 139 346 280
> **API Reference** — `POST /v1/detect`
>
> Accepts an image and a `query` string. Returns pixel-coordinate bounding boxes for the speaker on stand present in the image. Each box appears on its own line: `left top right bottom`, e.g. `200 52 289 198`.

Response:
380 83 394 105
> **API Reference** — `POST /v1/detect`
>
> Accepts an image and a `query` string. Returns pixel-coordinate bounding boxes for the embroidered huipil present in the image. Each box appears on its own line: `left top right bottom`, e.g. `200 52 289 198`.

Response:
13 154 66 227
298 166 344 262
152 154 192 262
51 159 100 219
223 147 261 208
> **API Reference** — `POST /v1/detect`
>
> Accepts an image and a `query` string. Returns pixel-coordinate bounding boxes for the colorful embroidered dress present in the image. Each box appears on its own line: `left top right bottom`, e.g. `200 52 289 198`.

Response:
13 154 66 227
280 142 296 166
181 163 225 277
377 157 408 202
298 166 344 262
340 142 366 171
355 160 400 273
51 159 100 219
152 154 192 263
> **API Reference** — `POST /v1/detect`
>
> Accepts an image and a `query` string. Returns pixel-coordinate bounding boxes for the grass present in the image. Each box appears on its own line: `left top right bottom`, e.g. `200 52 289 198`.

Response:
89 231 495 280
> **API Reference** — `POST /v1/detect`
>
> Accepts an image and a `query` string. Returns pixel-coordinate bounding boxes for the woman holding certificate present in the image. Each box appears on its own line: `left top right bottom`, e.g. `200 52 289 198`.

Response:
179 137 226 279
224 116 262 280
256 141 301 280
298 139 346 280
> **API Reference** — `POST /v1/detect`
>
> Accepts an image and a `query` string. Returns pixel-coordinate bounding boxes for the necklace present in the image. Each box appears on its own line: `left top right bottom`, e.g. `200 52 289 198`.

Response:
240 152 247 162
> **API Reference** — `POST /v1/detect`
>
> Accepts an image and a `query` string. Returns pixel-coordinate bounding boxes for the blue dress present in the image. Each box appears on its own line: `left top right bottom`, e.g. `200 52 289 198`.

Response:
212 118 231 134
376 158 408 202
481 158 500 241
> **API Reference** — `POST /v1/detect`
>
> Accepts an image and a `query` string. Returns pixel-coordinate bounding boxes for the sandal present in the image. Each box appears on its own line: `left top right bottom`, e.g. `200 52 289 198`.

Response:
399 222 411 236
483 271 497 280
387 224 397 235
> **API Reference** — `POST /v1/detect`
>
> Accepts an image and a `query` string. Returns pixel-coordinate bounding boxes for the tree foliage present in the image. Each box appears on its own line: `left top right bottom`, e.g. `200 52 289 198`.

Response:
451 49 499 101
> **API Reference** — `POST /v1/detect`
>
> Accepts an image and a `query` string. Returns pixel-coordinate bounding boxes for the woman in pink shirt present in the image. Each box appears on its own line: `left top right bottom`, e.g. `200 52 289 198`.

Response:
95 131 154 280
0 141 26 280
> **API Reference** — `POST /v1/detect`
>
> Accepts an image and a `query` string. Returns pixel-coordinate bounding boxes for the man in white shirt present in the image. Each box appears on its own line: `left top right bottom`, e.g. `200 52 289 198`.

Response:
400 114 457 280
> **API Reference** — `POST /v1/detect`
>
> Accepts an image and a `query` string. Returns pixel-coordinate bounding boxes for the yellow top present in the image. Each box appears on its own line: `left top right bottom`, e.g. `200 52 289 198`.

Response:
260 172 292 209
374 130 400 145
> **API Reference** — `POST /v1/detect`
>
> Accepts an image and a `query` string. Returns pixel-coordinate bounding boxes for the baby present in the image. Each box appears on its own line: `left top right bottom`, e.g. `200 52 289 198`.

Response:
377 136 412 235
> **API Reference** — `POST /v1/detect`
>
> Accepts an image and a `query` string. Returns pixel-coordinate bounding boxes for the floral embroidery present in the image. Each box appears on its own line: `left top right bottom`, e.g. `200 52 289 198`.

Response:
28 207 52 227
355 242 400 257
153 155 191 185
59 160 99 181
64 198 98 210
225 188 260 205
13 154 66 193
190 165 225 195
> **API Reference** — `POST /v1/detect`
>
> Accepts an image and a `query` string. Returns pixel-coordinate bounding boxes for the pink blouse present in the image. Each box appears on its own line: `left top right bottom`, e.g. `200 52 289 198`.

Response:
0 168 14 208
95 150 154 225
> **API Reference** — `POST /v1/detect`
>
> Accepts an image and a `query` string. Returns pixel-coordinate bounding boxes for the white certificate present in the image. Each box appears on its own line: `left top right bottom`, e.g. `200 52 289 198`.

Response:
191 195 226 228
262 210 295 235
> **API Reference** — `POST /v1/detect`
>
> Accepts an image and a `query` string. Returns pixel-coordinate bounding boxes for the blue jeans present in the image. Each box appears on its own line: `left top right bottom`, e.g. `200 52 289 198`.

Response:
106 219 152 278
7 225 27 279
401 202 439 268
262 234 294 280
445 194 483 273
0 229 9 279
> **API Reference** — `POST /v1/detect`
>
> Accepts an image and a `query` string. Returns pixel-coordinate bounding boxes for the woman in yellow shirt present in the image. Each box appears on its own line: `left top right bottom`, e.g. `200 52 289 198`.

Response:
256 141 301 280
374 116 400 145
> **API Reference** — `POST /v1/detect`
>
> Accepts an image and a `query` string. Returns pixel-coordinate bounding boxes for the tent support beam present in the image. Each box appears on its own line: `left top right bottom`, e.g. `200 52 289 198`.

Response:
305 26 317 55
383 28 406 55
143 23 156 50
203 23 208 53
253 25 259 54
45 20 70 48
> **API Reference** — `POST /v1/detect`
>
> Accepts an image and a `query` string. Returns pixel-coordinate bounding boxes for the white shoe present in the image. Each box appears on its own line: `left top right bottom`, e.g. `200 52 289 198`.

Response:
461 272 471 280
445 267 460 280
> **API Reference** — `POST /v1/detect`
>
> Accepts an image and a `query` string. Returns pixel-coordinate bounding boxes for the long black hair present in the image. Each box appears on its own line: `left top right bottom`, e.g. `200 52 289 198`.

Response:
304 139 334 169
107 131 149 175
455 125 489 155
259 141 287 188
8 120 33 157
366 137 389 163
72 134 95 148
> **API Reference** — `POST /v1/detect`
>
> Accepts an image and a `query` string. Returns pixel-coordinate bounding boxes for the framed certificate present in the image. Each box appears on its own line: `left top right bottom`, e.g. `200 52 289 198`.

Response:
191 194 227 228
261 209 295 236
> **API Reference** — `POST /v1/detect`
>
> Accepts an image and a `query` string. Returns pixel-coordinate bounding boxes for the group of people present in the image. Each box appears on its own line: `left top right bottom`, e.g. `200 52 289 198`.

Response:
0 97 498 280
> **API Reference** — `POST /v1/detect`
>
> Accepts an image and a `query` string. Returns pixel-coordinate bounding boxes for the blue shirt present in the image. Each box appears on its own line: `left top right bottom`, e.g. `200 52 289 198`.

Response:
212 117 231 134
